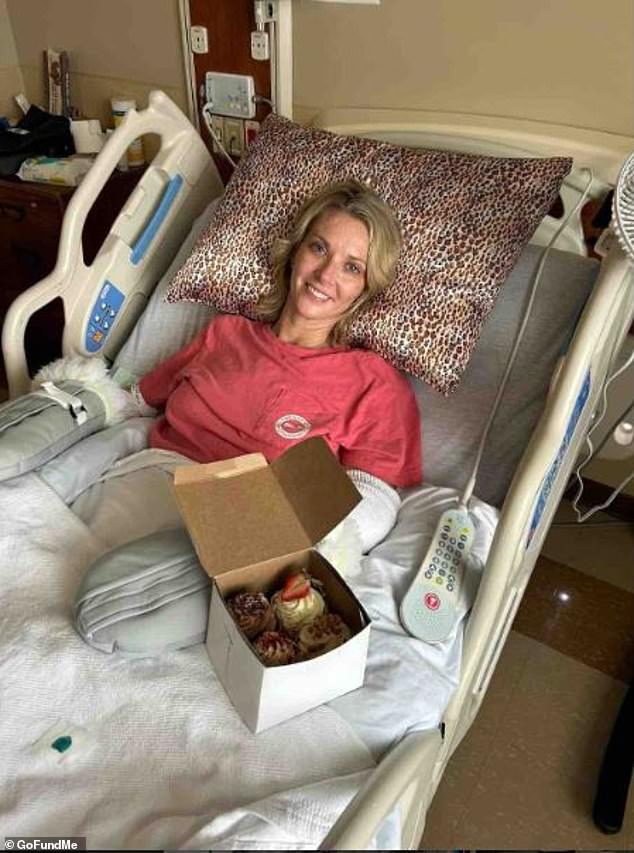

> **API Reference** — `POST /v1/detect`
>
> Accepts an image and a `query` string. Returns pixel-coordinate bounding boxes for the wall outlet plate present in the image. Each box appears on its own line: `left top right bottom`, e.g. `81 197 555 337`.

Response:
205 72 256 119
251 30 270 61
245 120 260 148
224 118 244 157
190 25 209 54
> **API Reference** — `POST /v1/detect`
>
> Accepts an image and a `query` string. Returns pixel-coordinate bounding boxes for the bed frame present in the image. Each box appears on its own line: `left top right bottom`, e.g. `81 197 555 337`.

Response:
2 93 633 849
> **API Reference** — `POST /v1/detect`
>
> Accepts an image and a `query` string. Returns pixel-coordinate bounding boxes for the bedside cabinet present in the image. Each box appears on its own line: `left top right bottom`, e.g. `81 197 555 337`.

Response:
0 167 144 378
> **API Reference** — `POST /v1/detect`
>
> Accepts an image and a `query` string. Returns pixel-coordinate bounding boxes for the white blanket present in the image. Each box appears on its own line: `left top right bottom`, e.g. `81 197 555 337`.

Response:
0 473 375 849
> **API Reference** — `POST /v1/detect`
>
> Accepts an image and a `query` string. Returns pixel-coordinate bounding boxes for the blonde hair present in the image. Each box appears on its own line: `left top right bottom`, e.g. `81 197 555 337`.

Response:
255 180 401 345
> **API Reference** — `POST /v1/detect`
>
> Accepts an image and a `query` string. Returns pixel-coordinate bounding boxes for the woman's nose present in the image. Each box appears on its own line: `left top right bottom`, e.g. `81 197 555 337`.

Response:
316 256 337 285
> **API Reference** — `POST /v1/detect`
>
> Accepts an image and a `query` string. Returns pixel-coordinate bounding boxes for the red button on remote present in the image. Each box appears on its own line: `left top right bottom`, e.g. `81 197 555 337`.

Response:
424 592 440 611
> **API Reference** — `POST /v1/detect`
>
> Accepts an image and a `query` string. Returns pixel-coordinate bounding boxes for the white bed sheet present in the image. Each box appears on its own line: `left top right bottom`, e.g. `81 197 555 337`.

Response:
0 429 498 848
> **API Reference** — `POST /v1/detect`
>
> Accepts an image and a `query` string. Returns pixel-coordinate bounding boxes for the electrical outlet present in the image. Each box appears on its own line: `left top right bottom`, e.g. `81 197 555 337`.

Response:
190 25 209 54
205 72 256 119
209 114 225 154
245 120 260 149
250 30 270 61
224 119 244 157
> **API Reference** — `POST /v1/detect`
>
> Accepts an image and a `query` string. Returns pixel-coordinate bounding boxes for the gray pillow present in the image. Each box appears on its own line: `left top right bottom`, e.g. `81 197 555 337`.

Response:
74 527 210 656
413 245 598 506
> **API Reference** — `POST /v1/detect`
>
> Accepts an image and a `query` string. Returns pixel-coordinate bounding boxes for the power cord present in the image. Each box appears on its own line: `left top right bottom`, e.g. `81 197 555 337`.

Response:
201 103 238 169
254 95 274 110
201 96 276 170
570 335 634 522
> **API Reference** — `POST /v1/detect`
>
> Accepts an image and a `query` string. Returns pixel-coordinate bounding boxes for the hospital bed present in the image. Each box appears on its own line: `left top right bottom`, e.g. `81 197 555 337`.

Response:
1 90 633 849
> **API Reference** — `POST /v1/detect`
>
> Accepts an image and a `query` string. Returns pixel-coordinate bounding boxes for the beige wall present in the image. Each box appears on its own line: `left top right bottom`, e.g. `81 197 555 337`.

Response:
0 0 24 120
6 0 188 128
3 1 631 136
292 0 634 136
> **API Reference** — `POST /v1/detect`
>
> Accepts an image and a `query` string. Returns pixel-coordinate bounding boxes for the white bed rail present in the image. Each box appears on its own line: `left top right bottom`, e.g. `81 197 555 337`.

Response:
449 242 633 744
319 729 442 850
2 90 222 398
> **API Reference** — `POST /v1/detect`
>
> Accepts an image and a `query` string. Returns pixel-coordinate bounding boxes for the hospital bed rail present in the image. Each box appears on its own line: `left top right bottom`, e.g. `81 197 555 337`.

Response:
2 90 223 398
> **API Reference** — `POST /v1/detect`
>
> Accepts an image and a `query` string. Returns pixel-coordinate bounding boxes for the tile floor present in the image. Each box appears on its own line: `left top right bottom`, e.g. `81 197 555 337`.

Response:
420 500 634 850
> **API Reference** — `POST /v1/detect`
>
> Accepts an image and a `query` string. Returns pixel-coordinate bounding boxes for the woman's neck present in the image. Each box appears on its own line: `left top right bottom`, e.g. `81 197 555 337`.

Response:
273 312 333 349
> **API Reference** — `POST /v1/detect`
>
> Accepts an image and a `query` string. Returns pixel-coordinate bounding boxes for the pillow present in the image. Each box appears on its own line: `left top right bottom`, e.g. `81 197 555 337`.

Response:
166 115 572 394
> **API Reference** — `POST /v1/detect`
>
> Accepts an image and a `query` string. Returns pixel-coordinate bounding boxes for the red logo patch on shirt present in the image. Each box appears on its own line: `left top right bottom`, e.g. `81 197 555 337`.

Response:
275 414 311 440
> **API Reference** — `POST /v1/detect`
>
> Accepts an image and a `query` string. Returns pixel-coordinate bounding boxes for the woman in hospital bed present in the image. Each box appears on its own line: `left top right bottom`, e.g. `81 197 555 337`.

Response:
74 179 422 655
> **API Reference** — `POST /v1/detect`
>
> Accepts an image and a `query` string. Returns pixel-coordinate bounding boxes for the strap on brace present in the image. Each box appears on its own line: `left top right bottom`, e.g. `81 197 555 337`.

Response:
34 381 88 426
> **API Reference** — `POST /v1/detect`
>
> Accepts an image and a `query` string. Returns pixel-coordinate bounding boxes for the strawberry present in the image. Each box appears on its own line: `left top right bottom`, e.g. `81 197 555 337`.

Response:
281 572 311 601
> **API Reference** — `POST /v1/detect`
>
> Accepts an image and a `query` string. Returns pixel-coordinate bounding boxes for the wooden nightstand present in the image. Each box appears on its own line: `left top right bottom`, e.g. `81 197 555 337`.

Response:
0 167 144 378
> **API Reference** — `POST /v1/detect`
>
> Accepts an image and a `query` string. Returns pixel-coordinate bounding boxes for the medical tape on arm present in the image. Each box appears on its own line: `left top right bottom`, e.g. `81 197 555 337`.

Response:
130 383 158 417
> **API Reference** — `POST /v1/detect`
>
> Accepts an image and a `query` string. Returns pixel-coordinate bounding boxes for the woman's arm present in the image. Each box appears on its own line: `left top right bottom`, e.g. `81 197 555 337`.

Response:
135 326 209 410
339 357 423 489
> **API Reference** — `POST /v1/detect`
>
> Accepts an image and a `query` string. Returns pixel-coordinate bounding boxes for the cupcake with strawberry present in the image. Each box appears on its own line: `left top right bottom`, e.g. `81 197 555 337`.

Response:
271 571 325 635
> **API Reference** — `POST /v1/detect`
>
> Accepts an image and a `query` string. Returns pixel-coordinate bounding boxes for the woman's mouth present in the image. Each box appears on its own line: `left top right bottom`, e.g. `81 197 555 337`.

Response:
305 283 331 302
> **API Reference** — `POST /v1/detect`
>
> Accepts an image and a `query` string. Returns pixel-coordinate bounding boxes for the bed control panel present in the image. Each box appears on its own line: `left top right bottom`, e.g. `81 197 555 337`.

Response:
85 280 125 353
400 506 476 644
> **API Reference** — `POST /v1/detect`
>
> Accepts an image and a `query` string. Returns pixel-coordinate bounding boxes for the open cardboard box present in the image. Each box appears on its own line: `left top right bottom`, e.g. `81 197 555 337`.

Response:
173 437 372 732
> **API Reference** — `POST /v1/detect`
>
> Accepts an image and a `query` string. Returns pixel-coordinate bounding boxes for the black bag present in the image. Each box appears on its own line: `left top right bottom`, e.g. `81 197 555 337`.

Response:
0 106 74 176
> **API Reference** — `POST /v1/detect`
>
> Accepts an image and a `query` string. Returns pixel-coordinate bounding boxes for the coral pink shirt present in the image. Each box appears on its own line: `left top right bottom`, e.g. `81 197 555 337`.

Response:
139 315 422 488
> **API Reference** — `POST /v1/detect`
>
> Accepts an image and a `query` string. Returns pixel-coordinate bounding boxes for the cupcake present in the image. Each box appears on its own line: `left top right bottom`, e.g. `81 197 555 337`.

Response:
253 630 298 666
227 591 276 640
298 613 351 659
271 572 325 635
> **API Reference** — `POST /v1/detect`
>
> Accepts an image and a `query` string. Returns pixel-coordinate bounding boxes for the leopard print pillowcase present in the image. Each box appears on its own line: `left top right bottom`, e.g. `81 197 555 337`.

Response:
166 115 572 394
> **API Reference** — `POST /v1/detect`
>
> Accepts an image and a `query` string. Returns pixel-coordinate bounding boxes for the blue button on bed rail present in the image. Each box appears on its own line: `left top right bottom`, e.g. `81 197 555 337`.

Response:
130 173 184 266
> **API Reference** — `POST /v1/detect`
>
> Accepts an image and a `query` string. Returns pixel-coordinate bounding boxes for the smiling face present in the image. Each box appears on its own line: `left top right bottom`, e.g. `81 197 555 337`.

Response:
277 208 370 347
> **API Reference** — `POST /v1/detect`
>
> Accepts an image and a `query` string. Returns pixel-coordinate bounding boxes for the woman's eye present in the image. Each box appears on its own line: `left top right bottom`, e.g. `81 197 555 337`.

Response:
310 240 326 255
346 262 362 275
